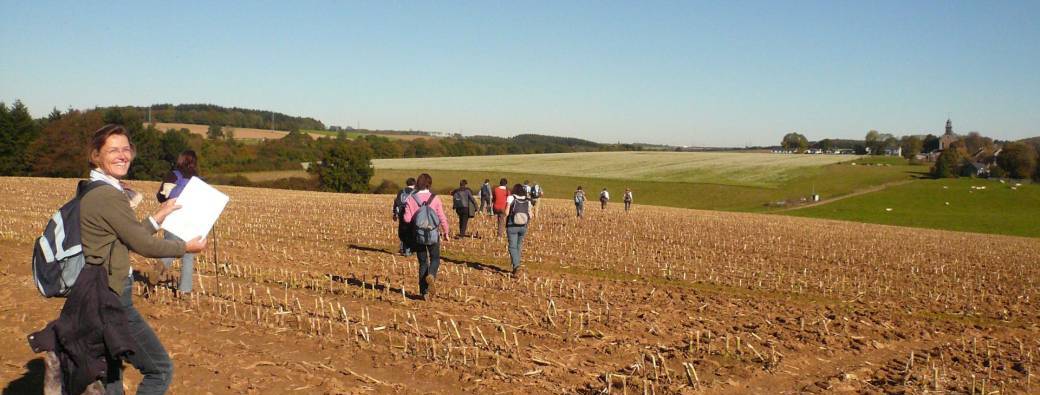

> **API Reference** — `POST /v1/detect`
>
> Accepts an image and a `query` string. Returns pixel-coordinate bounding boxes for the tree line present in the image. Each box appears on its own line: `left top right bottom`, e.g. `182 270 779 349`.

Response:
126 104 326 131
0 101 648 193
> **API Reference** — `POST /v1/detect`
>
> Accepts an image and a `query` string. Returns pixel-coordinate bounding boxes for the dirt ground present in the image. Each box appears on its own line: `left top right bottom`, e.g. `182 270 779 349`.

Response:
1 177 1037 394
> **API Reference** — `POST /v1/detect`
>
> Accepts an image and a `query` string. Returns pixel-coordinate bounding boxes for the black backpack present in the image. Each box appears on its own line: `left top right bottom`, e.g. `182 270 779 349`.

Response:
31 180 108 297
452 189 470 210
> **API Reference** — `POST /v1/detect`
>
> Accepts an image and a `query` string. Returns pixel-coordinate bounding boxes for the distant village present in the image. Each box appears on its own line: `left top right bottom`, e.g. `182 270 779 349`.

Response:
773 118 1032 179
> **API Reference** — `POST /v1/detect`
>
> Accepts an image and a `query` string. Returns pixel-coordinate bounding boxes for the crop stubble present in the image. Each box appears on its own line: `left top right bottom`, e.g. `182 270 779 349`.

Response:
0 177 1037 394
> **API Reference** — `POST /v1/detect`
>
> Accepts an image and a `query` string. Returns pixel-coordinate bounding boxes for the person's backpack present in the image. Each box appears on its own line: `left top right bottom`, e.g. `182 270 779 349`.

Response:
509 198 531 226
32 180 109 298
411 193 441 245
574 191 585 204
532 185 542 199
394 188 411 218
481 183 491 198
452 189 469 210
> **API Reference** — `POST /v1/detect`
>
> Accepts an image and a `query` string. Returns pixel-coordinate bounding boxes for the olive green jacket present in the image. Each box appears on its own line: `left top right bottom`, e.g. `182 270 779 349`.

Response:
80 184 186 295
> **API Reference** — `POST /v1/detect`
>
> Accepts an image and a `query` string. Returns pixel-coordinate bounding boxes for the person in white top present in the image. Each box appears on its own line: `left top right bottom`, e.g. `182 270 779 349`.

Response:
599 188 610 210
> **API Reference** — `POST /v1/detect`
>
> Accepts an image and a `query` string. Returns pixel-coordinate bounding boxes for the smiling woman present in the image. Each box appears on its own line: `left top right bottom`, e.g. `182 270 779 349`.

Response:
79 124 208 394
89 124 136 178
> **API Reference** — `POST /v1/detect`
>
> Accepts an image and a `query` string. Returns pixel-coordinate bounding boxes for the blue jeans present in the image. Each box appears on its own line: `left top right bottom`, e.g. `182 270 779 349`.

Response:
415 243 440 295
575 203 584 217
160 232 194 293
507 225 527 270
106 277 173 395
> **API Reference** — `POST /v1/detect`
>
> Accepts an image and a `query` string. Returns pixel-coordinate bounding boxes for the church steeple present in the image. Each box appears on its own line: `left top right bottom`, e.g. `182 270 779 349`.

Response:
945 118 953 135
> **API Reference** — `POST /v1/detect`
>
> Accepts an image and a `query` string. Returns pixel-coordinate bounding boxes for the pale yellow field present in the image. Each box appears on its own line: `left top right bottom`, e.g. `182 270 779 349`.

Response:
373 151 860 188
147 122 327 140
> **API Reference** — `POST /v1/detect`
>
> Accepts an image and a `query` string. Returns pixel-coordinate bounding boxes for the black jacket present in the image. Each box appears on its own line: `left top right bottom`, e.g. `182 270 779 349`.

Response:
28 264 136 395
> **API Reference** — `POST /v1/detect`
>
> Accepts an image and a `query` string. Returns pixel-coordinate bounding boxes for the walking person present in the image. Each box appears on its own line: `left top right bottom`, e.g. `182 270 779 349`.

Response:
504 184 531 277
478 179 492 216
392 177 416 256
599 188 610 210
80 124 207 394
574 186 586 218
492 178 509 237
529 182 543 217
156 150 201 295
450 179 476 237
522 180 532 198
402 173 450 300
623 188 633 212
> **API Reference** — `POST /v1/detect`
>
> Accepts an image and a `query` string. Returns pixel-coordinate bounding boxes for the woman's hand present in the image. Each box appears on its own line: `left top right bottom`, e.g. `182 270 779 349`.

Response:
184 236 207 253
153 198 181 224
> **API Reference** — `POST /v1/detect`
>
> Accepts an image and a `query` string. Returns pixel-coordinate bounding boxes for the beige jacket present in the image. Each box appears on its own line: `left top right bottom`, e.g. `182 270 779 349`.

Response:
80 184 186 295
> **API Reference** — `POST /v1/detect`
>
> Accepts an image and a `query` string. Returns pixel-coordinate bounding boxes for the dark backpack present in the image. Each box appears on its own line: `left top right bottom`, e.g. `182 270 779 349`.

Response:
394 189 411 218
508 198 531 226
452 189 469 210
32 180 108 297
411 193 441 245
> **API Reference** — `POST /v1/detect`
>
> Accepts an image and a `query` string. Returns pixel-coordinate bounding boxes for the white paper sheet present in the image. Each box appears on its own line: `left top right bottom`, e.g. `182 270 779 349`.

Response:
160 177 229 241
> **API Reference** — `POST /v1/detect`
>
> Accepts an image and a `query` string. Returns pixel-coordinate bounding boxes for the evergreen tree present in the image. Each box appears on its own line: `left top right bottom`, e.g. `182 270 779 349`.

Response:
0 101 41 175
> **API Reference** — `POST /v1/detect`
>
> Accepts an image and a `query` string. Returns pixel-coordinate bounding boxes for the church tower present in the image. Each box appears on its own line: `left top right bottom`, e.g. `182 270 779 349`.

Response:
939 118 958 150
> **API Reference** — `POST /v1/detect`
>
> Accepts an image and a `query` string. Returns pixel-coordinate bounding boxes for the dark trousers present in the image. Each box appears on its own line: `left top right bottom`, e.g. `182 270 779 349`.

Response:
456 208 470 236
106 277 173 395
397 222 413 253
415 243 441 295
624 201 632 211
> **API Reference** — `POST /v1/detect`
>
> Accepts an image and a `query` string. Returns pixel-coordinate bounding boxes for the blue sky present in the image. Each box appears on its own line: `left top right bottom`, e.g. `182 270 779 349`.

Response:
2 1 1037 146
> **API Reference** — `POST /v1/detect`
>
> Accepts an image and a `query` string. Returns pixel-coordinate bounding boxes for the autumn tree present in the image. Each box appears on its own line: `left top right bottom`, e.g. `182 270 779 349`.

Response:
996 142 1037 180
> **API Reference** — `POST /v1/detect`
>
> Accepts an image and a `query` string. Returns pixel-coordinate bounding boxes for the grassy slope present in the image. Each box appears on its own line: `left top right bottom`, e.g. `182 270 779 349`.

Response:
372 157 924 212
373 151 856 188
783 177 1040 238
226 154 924 212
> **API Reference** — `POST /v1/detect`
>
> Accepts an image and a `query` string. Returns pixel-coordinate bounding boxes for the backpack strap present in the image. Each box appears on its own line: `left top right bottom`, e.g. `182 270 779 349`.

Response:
412 192 435 207
77 180 110 199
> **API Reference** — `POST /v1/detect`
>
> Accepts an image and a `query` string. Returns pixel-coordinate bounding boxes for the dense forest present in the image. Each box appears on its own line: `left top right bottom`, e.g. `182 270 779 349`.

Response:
120 103 326 131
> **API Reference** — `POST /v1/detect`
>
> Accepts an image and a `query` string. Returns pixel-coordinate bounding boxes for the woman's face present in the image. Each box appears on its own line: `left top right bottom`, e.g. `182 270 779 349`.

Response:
93 134 134 178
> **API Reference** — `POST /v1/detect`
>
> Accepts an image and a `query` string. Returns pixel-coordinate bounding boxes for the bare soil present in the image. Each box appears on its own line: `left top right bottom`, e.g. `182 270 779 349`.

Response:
1 177 1037 394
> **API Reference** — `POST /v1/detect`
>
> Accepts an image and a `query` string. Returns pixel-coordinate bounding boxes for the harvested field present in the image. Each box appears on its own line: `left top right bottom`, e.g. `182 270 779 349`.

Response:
147 122 327 140
1 177 1038 394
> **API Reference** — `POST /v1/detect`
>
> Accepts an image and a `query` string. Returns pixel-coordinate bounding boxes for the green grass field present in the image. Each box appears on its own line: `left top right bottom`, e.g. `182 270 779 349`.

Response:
371 157 926 212
373 151 858 188
227 152 927 212
783 178 1040 238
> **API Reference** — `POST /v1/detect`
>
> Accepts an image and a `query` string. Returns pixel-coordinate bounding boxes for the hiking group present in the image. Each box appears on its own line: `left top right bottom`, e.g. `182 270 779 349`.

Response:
24 124 634 394
392 176 543 299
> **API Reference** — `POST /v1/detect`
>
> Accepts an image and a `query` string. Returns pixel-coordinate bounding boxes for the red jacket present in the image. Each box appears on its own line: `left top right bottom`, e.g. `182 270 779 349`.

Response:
492 186 509 211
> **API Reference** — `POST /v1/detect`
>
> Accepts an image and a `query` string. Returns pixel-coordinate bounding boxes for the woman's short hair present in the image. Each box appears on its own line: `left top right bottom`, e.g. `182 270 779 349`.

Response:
416 173 433 190
512 184 525 196
460 179 468 187
89 124 133 167
499 178 508 186
176 150 199 178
